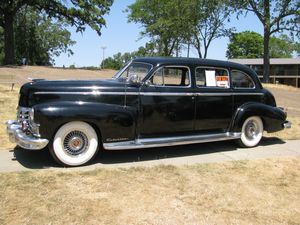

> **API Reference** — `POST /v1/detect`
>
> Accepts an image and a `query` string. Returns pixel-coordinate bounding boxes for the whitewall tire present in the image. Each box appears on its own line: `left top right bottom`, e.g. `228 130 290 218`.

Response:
238 116 263 147
50 121 99 166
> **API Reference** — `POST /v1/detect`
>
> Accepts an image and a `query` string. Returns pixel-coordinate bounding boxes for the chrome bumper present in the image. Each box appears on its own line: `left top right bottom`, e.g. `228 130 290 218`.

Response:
6 120 49 150
283 121 292 129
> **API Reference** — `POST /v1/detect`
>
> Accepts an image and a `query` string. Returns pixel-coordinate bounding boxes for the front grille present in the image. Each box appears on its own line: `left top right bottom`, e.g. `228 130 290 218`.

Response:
17 107 30 122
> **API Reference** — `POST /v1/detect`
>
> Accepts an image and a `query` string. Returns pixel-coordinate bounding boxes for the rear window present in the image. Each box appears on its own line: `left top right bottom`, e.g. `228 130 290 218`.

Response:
231 70 255 89
195 67 229 88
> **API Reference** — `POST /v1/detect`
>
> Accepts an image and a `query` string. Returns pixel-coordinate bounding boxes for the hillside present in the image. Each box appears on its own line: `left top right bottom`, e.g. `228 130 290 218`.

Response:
0 66 116 85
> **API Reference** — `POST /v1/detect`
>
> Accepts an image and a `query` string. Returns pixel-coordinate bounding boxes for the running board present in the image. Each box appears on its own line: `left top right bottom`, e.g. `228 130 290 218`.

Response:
103 132 241 150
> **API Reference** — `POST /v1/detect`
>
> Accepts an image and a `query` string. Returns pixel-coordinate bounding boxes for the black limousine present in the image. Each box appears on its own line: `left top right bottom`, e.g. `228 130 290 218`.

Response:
7 57 291 166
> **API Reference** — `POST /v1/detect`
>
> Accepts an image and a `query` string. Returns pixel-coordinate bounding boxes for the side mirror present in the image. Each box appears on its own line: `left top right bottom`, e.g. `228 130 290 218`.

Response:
127 74 141 85
144 80 152 87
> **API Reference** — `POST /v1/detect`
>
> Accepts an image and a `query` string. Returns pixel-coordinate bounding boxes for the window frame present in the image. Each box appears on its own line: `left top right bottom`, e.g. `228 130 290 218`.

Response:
231 69 256 90
195 66 231 89
146 65 192 88
113 61 154 79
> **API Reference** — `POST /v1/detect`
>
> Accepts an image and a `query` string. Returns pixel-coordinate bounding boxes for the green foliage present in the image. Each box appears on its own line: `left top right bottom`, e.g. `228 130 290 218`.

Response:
127 0 197 56
0 0 113 64
226 31 264 58
102 42 158 70
227 31 298 59
13 7 76 65
0 0 113 35
269 35 296 58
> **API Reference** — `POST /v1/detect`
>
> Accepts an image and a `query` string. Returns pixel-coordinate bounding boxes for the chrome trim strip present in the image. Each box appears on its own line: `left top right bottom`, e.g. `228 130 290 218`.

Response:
103 132 241 150
141 92 195 96
34 91 263 96
35 91 140 96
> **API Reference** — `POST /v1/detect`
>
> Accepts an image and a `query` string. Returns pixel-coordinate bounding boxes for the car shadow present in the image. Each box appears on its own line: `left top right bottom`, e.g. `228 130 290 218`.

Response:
12 137 286 169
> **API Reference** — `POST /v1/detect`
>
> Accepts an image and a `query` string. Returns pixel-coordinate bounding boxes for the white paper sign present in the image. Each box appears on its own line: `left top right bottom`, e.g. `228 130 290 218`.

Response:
205 70 216 87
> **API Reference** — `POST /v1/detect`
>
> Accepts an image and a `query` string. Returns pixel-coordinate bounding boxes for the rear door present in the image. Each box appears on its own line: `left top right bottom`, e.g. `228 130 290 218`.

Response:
194 66 233 133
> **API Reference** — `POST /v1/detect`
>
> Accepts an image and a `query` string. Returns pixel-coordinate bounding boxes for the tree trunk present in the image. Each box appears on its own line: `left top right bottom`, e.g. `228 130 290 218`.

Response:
4 12 15 65
262 0 270 83
263 28 270 83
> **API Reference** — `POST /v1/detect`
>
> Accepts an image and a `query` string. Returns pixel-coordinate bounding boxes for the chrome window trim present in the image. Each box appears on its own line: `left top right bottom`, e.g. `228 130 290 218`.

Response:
195 66 231 89
231 69 256 89
113 61 154 79
145 65 192 88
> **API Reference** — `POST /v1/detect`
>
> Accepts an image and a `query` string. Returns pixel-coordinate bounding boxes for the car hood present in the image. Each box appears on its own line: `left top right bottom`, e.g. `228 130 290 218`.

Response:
19 78 134 107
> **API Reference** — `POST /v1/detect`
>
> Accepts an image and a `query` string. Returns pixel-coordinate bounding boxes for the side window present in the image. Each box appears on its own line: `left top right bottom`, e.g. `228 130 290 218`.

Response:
150 66 190 87
231 70 255 88
195 67 229 88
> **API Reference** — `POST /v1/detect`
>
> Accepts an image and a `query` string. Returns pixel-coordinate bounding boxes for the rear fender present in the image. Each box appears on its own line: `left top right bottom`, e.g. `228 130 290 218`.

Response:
230 102 286 133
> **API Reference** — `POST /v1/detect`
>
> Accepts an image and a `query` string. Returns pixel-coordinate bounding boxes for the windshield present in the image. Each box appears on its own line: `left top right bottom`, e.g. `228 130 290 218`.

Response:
114 62 152 81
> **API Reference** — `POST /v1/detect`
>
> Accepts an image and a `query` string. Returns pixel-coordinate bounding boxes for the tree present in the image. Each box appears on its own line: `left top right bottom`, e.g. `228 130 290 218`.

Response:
233 0 299 82
269 34 296 58
227 31 297 59
0 0 113 64
13 7 75 65
102 43 159 70
226 31 264 58
127 0 196 56
192 0 233 58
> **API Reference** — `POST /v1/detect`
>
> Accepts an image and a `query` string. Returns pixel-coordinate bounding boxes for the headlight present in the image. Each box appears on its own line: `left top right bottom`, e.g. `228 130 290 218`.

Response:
29 108 34 121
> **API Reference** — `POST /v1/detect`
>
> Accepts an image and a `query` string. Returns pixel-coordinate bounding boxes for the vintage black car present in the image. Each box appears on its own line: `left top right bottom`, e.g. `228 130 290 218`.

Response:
7 57 291 166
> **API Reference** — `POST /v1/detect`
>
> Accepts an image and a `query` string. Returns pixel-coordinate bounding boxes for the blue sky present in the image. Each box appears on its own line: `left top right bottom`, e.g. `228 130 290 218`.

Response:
53 0 263 67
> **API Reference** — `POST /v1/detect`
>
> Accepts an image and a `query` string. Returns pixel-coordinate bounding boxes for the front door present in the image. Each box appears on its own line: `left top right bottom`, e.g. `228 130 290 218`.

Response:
139 65 195 138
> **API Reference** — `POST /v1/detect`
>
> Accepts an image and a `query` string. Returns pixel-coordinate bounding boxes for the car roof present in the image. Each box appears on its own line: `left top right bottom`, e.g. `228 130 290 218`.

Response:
133 56 253 72
133 57 262 89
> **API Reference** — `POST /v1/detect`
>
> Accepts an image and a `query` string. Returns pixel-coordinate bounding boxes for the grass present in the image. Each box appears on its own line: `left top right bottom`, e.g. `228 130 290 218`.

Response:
0 157 299 224
0 84 19 150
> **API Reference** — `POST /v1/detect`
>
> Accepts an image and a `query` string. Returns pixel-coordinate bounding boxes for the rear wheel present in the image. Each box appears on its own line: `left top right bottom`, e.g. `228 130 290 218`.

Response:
50 121 99 166
238 116 263 147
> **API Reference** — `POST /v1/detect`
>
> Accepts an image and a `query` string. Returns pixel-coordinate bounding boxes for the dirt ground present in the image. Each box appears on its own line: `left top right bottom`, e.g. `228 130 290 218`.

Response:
0 157 299 225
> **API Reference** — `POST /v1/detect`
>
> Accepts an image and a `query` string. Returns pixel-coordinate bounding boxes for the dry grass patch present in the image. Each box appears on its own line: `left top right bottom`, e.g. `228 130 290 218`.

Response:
0 157 299 224
263 83 300 92
0 84 19 150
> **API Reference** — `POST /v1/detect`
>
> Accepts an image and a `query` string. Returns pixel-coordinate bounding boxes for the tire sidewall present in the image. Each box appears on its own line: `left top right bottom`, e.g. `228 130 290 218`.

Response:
52 121 98 166
240 116 263 147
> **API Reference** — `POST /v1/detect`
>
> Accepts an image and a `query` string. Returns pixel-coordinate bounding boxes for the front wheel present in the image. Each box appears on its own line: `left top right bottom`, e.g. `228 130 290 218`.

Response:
50 121 99 166
238 116 263 148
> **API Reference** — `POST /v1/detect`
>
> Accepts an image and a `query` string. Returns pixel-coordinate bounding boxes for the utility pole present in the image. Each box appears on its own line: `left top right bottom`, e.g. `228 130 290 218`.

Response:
101 46 107 69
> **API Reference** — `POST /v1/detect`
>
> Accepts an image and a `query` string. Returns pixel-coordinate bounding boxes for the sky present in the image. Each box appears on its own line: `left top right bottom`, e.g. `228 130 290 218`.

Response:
53 0 263 67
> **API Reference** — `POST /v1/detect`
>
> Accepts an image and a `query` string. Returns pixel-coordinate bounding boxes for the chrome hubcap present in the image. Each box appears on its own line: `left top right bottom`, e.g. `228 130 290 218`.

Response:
245 120 259 140
63 131 89 156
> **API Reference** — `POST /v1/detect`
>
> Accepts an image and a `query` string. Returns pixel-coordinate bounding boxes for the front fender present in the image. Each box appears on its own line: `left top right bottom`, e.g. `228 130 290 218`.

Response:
230 102 287 133
33 101 137 143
